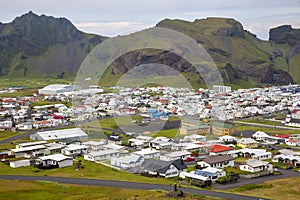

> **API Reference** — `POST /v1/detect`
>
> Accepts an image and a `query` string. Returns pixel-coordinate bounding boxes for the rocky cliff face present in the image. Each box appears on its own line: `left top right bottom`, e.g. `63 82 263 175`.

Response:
269 25 300 46
0 11 105 76
109 18 294 87
0 13 298 88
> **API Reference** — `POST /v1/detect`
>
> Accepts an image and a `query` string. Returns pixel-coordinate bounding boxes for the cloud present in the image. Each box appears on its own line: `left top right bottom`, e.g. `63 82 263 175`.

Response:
242 12 300 40
75 21 153 37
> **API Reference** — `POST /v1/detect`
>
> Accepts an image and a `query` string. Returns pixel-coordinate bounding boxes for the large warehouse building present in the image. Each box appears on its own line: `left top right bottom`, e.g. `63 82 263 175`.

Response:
30 128 88 143
38 84 79 95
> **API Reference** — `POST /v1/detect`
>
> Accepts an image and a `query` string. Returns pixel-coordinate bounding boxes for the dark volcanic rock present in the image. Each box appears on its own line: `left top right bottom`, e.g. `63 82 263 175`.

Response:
269 25 300 46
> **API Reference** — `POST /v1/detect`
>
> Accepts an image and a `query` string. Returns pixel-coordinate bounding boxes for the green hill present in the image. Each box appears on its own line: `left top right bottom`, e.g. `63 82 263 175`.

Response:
0 11 105 78
0 13 299 89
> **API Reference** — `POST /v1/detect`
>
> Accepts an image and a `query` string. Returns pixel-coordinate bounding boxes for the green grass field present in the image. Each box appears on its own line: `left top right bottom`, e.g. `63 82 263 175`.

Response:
0 157 173 185
0 77 74 89
230 177 300 200
0 179 217 200
236 124 300 135
0 130 29 141
150 129 180 138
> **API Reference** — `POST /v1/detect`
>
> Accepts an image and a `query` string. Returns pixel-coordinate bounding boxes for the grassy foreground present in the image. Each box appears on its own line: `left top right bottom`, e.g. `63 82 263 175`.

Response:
230 177 300 200
0 179 217 200
0 158 173 185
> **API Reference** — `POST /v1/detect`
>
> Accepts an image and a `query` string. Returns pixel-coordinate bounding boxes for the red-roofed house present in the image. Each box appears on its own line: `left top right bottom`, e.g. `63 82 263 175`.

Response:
275 134 290 139
286 138 299 146
207 144 234 156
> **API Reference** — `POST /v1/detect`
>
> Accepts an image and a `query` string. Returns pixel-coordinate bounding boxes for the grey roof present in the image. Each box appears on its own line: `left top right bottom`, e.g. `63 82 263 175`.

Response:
203 155 234 164
144 159 187 174
244 159 269 168
34 128 87 141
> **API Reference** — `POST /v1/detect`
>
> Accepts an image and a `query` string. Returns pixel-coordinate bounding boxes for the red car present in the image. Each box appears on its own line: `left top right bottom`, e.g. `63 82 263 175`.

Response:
184 157 195 162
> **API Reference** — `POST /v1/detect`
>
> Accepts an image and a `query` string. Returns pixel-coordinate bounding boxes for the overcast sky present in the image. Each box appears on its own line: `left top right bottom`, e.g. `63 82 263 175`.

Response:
1 0 300 40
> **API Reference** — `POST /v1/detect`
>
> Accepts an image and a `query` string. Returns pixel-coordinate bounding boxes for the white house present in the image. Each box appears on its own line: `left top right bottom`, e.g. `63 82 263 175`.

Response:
239 159 273 173
82 140 106 151
36 154 73 168
149 137 173 150
16 141 48 149
132 148 160 159
183 134 206 143
180 167 226 182
9 145 46 158
197 155 235 169
160 151 192 161
111 154 144 169
227 148 272 160
219 135 237 143
9 159 31 168
84 150 119 162
252 131 270 141
62 144 88 156
272 154 300 167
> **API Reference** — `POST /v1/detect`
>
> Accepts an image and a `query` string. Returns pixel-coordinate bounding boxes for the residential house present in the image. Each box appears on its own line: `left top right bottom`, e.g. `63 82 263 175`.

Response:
82 140 106 151
84 150 119 162
272 154 300 167
239 159 273 173
286 138 300 146
160 151 192 161
206 144 234 156
44 143 65 155
102 143 128 153
128 138 149 149
183 134 206 143
197 155 235 169
219 135 237 144
252 131 270 141
237 138 259 148
0 120 13 131
132 148 160 159
143 159 187 178
15 122 33 130
9 145 46 158
180 167 226 183
111 154 144 169
16 141 48 149
228 148 272 160
149 137 173 150
10 160 31 168
62 144 88 157
35 154 73 168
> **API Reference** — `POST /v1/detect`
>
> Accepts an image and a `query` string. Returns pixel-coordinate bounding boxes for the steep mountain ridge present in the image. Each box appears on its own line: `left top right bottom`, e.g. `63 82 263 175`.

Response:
0 12 299 88
0 11 105 77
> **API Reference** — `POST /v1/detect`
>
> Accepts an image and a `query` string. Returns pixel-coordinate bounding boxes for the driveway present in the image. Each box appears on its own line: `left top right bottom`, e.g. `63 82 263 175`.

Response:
0 175 260 200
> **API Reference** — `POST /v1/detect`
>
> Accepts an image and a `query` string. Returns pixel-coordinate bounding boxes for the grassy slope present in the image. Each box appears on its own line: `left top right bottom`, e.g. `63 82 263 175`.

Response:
0 158 173 185
0 179 216 200
230 177 300 200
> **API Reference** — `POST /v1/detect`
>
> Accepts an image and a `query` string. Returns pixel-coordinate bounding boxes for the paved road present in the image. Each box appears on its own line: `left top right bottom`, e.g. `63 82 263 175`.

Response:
214 169 300 190
0 175 260 200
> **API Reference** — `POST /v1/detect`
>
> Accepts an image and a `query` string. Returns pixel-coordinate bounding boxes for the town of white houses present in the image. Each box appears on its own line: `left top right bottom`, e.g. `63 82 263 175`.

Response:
1 83 300 188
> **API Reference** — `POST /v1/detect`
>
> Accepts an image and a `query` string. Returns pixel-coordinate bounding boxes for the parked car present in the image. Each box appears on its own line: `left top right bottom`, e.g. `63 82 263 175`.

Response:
184 157 195 162
286 166 293 170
